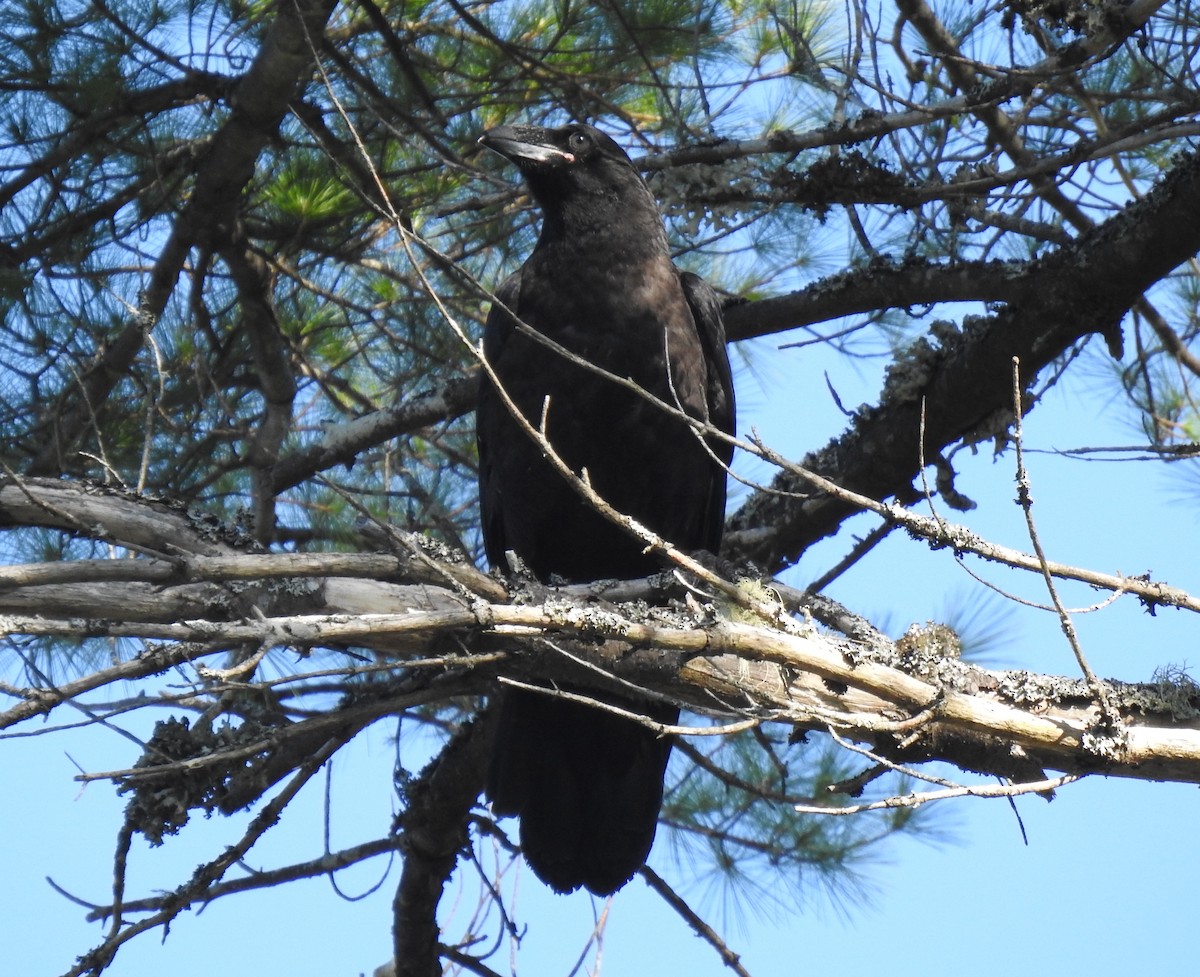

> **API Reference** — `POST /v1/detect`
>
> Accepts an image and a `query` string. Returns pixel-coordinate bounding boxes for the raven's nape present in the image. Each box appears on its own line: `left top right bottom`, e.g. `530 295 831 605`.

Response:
487 688 676 895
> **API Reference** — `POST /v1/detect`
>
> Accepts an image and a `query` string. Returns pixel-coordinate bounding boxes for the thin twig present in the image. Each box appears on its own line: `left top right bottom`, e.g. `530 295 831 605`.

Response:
744 432 1200 614
85 837 401 920
793 772 1081 816
61 733 350 977
640 866 755 977
496 676 766 736
1010 356 1119 731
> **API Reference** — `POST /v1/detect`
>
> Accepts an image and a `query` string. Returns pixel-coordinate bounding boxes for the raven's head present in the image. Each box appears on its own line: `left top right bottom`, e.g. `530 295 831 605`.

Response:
479 122 634 173
478 123 662 244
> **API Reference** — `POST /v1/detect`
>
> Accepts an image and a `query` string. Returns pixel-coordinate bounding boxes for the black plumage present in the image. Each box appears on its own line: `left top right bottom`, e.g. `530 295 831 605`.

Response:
476 122 735 895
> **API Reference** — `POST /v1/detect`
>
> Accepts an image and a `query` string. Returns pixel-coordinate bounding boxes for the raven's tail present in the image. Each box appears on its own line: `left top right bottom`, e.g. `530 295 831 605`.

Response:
485 687 676 895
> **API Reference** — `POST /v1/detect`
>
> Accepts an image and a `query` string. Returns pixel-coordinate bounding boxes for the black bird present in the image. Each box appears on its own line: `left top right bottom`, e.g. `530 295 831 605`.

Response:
476 122 735 895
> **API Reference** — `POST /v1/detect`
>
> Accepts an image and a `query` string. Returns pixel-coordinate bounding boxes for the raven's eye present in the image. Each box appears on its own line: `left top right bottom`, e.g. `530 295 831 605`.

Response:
567 130 591 153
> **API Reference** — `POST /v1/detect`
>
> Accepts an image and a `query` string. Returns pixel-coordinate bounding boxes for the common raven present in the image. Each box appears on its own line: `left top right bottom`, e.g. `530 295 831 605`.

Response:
477 122 735 895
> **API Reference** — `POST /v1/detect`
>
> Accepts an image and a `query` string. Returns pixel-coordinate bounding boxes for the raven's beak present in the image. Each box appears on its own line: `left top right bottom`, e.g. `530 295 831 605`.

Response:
479 125 575 166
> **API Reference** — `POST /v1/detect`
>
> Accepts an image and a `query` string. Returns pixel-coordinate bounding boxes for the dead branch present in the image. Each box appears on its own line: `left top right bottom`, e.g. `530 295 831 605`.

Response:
4 480 1200 791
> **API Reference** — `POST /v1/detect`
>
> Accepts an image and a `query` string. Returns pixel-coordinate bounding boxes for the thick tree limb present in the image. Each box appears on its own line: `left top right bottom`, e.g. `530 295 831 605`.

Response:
4 477 1200 794
726 150 1200 569
220 242 298 540
267 372 479 495
393 714 492 977
720 259 1026 343
5 573 1200 787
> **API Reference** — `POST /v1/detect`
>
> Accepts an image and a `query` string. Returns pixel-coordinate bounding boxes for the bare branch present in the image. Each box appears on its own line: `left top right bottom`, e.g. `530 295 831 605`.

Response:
641 867 755 977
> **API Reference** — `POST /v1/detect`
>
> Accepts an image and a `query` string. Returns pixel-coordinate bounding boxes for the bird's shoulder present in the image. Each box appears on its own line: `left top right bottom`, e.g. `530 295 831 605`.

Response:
678 269 736 442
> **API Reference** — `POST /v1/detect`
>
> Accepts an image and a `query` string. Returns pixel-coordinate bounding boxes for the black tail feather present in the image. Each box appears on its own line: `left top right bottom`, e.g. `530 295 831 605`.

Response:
486 688 676 895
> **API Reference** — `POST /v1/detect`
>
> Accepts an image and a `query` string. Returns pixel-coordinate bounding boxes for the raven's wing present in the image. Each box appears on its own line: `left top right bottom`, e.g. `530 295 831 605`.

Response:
679 269 735 552
476 271 522 572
